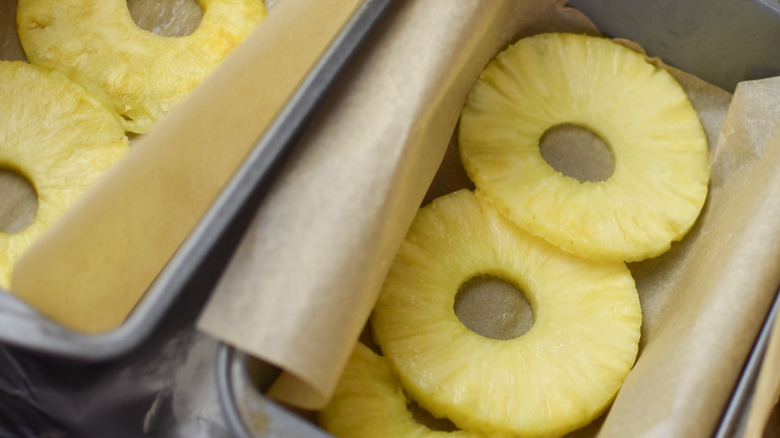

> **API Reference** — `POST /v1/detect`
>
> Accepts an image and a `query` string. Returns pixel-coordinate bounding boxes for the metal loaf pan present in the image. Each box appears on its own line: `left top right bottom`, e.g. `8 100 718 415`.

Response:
566 0 780 434
217 0 780 436
0 0 392 362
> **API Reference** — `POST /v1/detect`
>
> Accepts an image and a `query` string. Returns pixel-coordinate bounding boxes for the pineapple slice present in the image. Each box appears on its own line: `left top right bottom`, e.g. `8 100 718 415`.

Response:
371 189 641 437
319 342 490 438
0 61 128 290
459 32 709 263
16 0 267 134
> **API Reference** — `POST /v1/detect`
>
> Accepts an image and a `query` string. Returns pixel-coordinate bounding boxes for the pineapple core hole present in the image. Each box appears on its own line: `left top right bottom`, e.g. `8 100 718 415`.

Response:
127 0 203 37
0 168 37 234
455 275 534 340
539 123 614 182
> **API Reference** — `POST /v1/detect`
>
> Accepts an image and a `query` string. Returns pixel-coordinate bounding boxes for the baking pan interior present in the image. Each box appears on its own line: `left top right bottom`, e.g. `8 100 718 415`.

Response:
217 0 780 436
0 0 392 362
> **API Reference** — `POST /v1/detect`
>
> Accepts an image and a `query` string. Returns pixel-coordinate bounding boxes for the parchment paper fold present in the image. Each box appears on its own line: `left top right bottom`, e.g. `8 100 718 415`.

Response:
197 0 598 411
2 0 779 436
199 2 780 436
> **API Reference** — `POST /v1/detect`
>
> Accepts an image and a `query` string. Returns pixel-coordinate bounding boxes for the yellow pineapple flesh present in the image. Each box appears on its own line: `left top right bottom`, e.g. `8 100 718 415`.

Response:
319 342 490 438
458 32 709 263
0 60 128 290
16 0 267 134
371 189 642 437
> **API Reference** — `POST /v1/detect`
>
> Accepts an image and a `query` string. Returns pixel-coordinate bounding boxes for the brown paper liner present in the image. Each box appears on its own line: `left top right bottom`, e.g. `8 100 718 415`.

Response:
7 0 363 334
200 2 780 436
1 0 780 436
739 80 780 437
604 76 780 437
196 0 600 411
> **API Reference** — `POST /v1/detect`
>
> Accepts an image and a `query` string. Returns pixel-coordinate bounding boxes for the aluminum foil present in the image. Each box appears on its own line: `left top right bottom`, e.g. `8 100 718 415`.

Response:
0 319 229 437
0 2 247 435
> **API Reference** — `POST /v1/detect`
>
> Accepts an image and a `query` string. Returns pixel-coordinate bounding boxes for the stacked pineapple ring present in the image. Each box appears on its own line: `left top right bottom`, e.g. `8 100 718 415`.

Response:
16 0 267 134
321 190 642 437
2 3 262 293
319 342 491 438
374 189 641 436
459 32 709 263
321 33 709 437
0 61 129 290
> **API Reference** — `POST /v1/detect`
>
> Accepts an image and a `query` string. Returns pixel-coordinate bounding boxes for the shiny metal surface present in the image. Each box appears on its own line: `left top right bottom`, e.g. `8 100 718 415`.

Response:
0 0 391 362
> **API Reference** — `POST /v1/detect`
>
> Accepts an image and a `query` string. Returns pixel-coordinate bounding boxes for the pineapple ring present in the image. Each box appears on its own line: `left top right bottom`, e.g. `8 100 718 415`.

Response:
16 0 267 134
0 61 128 290
459 32 710 263
319 342 489 437
371 189 642 437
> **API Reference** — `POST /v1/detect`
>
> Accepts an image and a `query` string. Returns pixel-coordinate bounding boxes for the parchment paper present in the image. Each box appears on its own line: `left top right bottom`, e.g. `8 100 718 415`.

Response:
196 0 600 411
196 1 780 436
606 75 780 438
1 0 779 436
7 0 364 334
735 80 780 438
